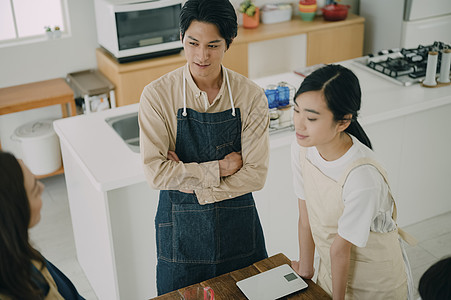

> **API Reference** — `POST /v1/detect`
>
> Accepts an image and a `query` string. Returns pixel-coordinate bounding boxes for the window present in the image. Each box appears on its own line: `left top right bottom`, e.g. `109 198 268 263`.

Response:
0 0 68 44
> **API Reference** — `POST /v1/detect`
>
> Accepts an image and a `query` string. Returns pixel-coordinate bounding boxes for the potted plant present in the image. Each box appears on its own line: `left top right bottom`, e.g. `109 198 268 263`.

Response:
239 0 260 29
44 26 53 39
53 26 61 38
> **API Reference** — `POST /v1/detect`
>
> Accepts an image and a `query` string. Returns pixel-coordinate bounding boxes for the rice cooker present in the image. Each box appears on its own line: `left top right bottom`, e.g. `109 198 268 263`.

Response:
11 119 62 175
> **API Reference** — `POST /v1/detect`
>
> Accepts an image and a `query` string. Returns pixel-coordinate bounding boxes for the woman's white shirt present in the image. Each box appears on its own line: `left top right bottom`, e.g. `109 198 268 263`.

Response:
291 134 397 247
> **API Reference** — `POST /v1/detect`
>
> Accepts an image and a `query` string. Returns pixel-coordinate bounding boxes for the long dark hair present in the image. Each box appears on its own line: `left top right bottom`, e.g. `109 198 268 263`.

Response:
294 64 372 149
0 151 46 299
180 0 237 49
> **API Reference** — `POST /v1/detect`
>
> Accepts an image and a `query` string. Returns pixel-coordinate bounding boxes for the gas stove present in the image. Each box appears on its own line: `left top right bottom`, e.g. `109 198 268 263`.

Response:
353 41 451 86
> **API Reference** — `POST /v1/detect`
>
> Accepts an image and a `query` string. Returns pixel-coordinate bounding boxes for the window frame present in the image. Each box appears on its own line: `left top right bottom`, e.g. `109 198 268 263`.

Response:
0 0 71 48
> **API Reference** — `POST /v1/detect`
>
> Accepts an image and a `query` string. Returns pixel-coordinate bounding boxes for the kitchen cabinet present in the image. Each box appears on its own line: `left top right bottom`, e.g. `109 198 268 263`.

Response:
96 14 364 107
307 23 364 66
397 106 451 225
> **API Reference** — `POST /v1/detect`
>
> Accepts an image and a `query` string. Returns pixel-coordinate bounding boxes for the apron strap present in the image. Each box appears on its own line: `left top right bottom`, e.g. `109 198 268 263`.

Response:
338 157 418 246
223 67 236 116
182 72 187 116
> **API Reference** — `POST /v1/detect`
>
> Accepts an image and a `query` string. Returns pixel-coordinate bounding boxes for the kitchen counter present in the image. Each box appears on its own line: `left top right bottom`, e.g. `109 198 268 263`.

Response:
55 103 140 192
55 60 451 192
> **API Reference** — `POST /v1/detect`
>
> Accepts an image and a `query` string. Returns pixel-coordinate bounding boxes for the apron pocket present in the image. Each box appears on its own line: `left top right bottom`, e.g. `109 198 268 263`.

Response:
157 222 174 262
172 203 216 263
348 259 405 292
215 141 235 159
217 197 256 262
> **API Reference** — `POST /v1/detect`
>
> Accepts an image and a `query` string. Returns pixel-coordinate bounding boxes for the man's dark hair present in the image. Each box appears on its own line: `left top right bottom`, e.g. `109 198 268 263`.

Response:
180 0 238 49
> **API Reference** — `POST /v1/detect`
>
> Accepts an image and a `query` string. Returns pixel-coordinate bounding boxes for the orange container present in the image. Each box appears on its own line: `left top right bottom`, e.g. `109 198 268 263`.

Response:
299 6 317 13
298 3 317 10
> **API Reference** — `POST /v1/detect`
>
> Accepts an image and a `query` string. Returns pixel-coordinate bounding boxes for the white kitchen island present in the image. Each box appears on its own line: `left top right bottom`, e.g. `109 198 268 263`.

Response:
54 60 451 300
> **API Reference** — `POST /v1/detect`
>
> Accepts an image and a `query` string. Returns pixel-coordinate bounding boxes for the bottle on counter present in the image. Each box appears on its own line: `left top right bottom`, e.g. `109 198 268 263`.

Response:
438 49 451 84
277 82 291 107
423 51 438 87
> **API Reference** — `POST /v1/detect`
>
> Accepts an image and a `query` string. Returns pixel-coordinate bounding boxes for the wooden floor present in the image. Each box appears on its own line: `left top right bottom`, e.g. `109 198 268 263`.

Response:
30 174 451 300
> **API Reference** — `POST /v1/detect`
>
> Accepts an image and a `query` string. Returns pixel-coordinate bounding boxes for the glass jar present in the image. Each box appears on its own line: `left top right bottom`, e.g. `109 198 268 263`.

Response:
277 82 291 107
265 84 279 109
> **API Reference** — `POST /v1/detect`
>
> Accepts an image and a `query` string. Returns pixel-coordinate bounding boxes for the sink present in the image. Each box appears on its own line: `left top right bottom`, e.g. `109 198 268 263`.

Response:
105 112 140 153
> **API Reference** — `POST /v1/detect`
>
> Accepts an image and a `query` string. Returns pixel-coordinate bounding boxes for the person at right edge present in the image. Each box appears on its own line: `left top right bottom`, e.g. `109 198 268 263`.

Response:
290 64 417 299
138 0 269 295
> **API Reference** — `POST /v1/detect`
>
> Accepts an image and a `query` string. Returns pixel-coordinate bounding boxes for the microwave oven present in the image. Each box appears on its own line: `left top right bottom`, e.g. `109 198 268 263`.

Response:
94 0 183 63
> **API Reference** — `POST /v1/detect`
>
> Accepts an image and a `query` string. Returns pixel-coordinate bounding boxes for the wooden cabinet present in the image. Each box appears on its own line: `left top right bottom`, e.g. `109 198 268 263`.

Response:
97 13 364 107
0 78 76 178
307 22 364 66
96 49 186 106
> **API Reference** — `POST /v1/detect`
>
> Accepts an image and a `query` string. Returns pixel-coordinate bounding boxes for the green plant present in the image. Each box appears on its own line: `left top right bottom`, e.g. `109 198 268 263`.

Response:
239 0 257 17
44 26 51 32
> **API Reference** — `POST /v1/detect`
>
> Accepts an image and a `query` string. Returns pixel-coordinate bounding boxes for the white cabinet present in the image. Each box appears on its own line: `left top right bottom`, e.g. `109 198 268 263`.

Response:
254 133 299 260
397 105 451 225
61 138 159 299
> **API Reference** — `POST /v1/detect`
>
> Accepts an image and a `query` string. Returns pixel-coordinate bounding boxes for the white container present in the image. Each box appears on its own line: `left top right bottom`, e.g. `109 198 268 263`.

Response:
423 51 438 87
261 4 292 24
11 119 62 175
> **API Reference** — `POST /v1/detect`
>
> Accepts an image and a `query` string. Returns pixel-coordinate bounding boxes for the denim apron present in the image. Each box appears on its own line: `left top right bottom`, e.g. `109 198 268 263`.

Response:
155 69 267 295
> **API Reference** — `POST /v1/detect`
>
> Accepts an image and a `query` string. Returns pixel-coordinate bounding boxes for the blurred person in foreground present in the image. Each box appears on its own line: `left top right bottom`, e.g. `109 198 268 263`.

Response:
0 151 84 300
418 256 451 300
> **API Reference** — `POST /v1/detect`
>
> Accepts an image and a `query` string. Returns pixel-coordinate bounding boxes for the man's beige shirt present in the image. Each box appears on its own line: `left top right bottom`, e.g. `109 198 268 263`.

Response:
139 64 269 204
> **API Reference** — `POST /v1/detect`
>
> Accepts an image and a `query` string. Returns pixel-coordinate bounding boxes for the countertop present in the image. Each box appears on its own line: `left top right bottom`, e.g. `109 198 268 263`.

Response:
54 60 451 192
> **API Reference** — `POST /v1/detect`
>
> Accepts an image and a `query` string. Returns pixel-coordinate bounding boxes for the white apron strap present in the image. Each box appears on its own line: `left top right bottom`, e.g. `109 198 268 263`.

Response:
337 158 418 246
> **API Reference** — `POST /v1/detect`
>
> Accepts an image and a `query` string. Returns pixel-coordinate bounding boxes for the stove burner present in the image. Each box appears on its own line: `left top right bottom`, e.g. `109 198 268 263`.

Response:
386 58 411 71
367 41 450 80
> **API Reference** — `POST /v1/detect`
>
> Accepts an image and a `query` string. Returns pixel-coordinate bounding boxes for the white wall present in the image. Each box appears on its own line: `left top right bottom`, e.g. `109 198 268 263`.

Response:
359 0 404 54
0 0 98 156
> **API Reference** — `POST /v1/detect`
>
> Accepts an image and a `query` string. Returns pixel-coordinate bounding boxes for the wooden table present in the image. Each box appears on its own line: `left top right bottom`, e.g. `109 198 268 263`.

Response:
0 78 75 178
152 253 331 300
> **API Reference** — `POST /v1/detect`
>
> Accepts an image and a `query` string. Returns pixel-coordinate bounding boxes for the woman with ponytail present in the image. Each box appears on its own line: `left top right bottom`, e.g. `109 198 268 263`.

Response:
290 65 414 299
0 151 84 300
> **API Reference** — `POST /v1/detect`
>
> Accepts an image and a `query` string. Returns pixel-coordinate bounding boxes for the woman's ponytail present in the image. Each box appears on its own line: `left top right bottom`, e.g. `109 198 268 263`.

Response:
346 119 372 149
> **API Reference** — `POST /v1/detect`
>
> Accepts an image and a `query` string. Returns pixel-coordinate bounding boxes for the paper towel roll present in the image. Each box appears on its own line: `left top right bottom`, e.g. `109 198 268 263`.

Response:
438 49 451 84
423 51 438 87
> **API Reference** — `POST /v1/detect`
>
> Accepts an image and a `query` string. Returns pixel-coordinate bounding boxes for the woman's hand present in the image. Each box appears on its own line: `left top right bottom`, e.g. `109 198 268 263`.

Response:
291 260 315 279
167 151 193 194
219 152 243 177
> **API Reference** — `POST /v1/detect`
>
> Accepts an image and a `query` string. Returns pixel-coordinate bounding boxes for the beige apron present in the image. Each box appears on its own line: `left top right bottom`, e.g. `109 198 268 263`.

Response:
0 261 64 300
299 147 408 299
33 260 65 300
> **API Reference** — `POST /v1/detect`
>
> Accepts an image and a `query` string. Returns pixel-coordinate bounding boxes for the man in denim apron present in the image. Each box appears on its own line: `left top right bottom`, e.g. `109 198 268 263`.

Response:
139 0 270 295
